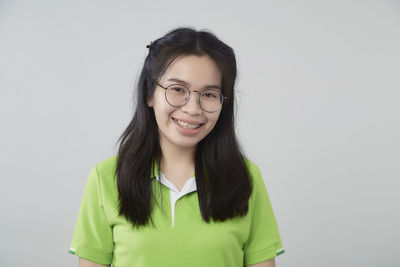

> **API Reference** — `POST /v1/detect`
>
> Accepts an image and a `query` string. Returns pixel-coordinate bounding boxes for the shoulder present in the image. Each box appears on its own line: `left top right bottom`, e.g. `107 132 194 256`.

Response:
89 156 118 193
243 157 268 202
82 156 120 224
95 155 118 176
243 157 262 179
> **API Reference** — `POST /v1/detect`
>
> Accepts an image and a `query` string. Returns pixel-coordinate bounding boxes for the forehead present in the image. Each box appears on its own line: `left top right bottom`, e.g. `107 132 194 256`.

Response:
161 55 222 87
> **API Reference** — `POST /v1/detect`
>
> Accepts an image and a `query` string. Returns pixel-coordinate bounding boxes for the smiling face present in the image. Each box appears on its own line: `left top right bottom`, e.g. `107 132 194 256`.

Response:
147 54 222 152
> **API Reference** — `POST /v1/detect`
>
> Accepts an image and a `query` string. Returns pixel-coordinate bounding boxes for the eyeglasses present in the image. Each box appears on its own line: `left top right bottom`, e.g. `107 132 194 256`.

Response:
155 82 227 113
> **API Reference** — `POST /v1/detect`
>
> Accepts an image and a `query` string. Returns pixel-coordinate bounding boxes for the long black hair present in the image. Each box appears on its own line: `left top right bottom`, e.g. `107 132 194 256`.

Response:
115 27 252 228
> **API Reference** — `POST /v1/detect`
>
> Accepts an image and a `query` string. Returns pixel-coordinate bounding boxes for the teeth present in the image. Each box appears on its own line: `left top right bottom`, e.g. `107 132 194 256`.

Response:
174 118 201 129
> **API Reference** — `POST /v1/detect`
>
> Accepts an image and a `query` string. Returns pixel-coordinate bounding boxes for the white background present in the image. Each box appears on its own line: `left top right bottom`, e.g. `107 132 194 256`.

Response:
1 0 399 266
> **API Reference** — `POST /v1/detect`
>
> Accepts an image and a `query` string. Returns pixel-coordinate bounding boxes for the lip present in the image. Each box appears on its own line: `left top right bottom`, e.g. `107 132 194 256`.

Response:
172 117 203 135
172 117 204 125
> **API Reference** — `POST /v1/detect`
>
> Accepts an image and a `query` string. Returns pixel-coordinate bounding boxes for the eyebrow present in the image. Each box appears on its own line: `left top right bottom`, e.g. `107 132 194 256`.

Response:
167 78 221 91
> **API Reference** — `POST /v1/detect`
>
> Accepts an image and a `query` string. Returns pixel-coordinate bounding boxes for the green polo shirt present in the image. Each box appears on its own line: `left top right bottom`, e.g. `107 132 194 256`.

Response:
69 156 285 266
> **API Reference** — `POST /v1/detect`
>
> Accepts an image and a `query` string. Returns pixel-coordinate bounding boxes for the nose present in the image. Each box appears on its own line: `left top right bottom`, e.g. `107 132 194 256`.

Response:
181 91 202 115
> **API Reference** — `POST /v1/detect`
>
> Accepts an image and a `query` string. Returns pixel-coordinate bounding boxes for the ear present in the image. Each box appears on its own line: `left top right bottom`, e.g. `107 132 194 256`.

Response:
147 97 154 107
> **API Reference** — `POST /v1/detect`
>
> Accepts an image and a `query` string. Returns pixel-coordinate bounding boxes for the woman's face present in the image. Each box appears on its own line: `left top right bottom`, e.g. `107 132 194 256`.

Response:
147 54 222 151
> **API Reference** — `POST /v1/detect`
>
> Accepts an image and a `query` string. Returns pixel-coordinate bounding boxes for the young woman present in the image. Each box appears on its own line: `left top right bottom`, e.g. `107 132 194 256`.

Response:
69 27 285 267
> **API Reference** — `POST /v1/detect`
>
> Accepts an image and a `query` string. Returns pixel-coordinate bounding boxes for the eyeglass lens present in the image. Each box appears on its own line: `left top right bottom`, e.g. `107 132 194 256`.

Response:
165 84 222 112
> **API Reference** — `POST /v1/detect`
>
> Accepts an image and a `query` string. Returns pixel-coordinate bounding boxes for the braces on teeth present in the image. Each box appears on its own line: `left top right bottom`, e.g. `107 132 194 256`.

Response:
174 119 200 129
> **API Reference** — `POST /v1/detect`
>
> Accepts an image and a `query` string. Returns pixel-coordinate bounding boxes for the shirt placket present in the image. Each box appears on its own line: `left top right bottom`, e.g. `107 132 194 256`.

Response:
156 173 197 227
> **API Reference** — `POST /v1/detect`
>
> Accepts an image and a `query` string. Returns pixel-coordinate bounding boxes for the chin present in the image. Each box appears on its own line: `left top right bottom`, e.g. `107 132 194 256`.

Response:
175 140 200 149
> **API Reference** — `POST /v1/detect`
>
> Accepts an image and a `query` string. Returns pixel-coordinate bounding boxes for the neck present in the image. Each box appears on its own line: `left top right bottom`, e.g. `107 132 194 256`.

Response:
159 138 196 175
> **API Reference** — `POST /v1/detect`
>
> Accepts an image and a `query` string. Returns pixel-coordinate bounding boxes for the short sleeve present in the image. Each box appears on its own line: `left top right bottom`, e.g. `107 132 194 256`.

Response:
68 165 114 264
243 163 285 265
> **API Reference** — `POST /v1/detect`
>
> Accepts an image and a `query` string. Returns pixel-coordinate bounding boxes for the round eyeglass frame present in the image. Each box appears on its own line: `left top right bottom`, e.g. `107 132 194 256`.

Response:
155 82 227 113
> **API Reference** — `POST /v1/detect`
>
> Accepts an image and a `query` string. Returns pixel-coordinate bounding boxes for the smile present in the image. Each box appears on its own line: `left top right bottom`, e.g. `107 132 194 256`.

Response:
172 118 203 129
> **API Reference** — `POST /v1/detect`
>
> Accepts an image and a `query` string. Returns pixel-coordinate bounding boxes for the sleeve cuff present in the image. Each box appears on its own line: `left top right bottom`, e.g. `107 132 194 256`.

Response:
68 246 113 265
244 243 285 265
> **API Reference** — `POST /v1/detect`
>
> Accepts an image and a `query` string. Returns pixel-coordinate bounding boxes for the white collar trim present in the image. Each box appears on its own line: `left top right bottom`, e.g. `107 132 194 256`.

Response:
155 172 197 227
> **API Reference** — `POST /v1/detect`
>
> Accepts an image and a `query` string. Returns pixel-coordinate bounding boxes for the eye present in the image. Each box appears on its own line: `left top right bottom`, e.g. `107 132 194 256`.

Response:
202 90 219 98
173 87 183 92
170 85 186 93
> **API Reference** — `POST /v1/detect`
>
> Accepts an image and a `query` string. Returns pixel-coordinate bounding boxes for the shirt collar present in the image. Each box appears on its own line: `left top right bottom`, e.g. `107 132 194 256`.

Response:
156 172 197 194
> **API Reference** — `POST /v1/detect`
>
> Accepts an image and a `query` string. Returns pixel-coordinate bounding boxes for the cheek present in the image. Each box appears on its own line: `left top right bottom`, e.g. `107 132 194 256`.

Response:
208 113 221 127
154 103 175 123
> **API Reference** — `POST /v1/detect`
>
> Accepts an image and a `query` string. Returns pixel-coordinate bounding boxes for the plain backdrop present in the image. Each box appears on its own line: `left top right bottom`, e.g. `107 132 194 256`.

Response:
1 0 399 266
